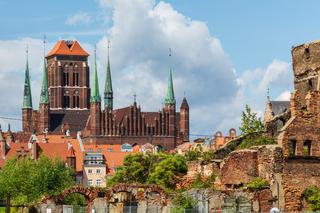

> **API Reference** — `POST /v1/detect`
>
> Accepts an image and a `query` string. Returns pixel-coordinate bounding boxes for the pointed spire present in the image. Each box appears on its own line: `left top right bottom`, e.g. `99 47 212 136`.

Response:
40 37 49 104
164 67 176 105
104 40 113 109
91 47 101 103
22 47 33 109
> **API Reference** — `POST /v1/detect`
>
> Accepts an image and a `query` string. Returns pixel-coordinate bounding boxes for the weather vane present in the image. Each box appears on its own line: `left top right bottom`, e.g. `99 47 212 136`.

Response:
169 48 172 57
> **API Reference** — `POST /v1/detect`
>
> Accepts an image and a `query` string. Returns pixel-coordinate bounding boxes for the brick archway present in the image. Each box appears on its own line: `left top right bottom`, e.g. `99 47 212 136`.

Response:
41 186 99 213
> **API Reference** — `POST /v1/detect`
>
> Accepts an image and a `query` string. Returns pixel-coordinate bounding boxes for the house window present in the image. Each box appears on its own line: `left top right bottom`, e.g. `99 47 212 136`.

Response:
303 140 312 156
107 148 113 152
88 179 93 186
88 169 93 174
97 148 102 153
96 169 101 174
288 140 296 156
96 179 101 186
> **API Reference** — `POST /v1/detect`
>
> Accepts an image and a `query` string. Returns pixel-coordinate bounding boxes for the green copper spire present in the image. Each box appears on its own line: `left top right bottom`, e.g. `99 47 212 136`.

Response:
104 41 113 109
39 57 49 104
90 49 101 103
164 68 176 105
22 50 33 109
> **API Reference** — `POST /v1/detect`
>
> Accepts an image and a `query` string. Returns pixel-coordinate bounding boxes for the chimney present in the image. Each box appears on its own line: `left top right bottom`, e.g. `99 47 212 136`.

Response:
0 132 6 159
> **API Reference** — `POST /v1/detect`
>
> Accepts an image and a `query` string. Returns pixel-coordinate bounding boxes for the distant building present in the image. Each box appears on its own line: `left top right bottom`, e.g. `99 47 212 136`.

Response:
22 40 189 150
82 152 107 187
211 129 237 151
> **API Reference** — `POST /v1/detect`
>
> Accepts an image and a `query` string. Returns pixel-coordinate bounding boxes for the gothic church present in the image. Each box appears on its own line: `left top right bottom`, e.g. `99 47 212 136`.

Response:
22 40 189 149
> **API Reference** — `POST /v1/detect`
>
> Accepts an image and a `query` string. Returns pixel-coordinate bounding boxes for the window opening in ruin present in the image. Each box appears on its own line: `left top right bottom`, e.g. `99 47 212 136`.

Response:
305 48 310 60
288 140 296 156
308 79 313 89
303 140 311 156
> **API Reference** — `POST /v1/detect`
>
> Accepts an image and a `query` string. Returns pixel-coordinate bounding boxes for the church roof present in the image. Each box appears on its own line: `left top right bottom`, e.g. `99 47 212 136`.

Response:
46 40 89 57
270 101 290 116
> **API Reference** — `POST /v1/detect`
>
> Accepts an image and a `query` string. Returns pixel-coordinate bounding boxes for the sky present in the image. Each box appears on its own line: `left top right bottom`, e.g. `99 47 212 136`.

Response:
0 0 319 137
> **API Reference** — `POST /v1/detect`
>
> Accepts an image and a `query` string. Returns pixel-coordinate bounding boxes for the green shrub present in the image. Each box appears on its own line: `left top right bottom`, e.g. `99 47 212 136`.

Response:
171 193 197 213
190 173 216 189
246 177 269 190
237 135 276 150
302 186 320 211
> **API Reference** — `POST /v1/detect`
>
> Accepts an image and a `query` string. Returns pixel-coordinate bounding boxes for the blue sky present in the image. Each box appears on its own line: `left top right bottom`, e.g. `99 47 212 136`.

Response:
0 0 317 135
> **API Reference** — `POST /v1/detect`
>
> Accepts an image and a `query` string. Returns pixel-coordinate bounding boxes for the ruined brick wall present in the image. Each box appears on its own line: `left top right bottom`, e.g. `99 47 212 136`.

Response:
281 158 320 211
220 150 259 186
186 160 221 178
292 41 320 106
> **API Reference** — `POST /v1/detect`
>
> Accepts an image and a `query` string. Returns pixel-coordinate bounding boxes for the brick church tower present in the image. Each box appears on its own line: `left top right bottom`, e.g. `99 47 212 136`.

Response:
46 40 90 111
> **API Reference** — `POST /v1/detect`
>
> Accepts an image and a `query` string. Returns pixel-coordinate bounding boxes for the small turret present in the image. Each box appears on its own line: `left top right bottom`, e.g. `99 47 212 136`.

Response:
180 97 189 141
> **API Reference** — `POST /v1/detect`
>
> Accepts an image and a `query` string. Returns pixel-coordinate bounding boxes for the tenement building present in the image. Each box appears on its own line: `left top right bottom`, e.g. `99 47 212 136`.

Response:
22 40 189 149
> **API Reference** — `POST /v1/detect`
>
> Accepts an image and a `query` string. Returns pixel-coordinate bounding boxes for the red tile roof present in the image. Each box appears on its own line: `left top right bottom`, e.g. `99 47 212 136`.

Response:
46 40 89 57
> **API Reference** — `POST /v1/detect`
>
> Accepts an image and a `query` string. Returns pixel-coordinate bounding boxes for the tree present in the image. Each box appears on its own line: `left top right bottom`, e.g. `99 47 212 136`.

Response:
107 153 188 190
0 155 75 210
239 104 264 135
147 155 187 189
302 186 320 211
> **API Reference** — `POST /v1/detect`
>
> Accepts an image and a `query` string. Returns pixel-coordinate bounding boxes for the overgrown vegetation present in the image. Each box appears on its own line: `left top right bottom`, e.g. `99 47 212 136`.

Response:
107 153 187 189
190 173 216 189
237 134 276 150
0 156 75 208
63 193 86 206
171 192 197 213
246 177 269 190
302 186 320 211
184 146 215 163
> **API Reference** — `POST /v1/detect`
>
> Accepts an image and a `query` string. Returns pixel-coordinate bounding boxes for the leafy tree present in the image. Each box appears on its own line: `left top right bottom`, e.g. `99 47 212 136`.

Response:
302 186 320 211
63 193 86 206
0 155 75 210
239 104 264 135
108 153 188 190
148 155 187 189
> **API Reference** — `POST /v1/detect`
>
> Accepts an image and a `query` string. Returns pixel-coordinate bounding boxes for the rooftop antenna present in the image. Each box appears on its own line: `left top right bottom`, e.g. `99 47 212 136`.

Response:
133 93 137 104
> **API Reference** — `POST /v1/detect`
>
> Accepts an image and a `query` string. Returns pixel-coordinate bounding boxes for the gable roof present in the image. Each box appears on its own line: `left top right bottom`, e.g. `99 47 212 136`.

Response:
270 101 290 116
46 40 89 57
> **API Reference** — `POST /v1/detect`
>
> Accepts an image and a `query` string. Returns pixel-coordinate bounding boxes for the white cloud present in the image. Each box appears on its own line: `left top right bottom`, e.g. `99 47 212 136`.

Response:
0 0 294 137
276 90 291 101
65 11 91 26
95 0 239 136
